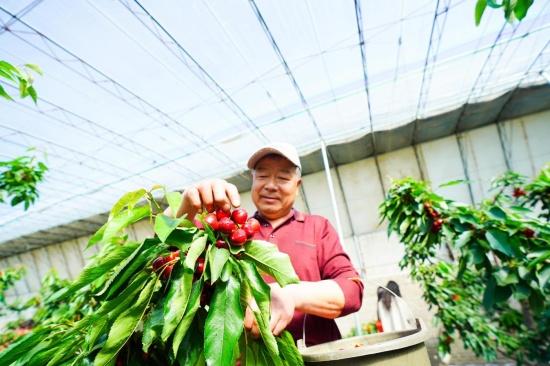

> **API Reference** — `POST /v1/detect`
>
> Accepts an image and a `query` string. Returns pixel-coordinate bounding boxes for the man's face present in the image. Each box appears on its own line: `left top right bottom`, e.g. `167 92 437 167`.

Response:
251 154 301 220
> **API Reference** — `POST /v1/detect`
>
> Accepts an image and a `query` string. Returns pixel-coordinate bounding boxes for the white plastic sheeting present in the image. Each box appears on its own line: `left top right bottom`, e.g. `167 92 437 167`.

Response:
1 0 549 244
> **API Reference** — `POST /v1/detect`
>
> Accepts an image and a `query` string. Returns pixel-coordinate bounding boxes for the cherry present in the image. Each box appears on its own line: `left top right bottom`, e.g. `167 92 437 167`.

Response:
196 258 205 274
243 218 261 237
375 320 383 333
215 239 228 249
216 208 230 221
513 187 526 198
231 208 248 225
230 229 247 246
152 257 166 272
218 217 236 234
167 250 180 262
204 213 219 230
523 228 535 238
162 264 174 280
451 294 461 302
431 218 443 233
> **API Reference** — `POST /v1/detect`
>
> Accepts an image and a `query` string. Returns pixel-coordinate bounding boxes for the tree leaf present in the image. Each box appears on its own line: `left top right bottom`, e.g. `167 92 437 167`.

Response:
165 191 182 218
238 260 280 361
243 240 299 287
50 242 140 302
208 246 230 284
513 0 533 20
172 279 203 357
276 331 304 366
475 0 488 25
0 327 50 365
537 265 550 289
110 188 147 218
103 205 150 243
485 230 514 257
0 84 14 101
204 273 244 366
142 299 165 353
185 235 207 269
176 315 205 366
161 266 194 341
154 213 187 243
94 274 158 366
455 230 473 249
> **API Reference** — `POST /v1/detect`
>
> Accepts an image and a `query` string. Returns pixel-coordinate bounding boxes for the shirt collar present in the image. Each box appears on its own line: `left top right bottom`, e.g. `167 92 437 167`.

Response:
254 208 305 224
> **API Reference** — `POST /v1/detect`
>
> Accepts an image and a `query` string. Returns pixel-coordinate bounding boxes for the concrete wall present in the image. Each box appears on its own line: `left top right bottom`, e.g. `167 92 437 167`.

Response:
1 110 549 363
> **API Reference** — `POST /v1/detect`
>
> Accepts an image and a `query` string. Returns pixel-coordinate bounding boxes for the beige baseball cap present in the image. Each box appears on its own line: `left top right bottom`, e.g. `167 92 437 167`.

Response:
247 142 301 170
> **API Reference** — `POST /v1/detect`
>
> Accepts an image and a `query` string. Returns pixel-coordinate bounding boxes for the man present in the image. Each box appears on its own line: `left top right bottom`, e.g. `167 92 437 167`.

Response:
174 142 363 346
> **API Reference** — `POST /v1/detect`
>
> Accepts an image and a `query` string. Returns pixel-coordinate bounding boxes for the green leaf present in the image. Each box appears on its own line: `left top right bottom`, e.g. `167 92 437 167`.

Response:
142 299 165 353
276 331 304 366
243 240 299 287
110 189 147 218
102 239 163 299
154 213 187 243
485 230 514 257
204 273 244 366
0 84 14 101
483 276 496 310
185 235 208 269
166 191 183 218
172 279 203 357
439 179 468 188
0 327 50 365
24 63 43 75
220 260 233 282
176 315 205 366
239 260 280 361
537 265 550 289
513 0 533 20
27 85 37 103
208 246 230 284
103 205 150 243
487 0 504 8
455 230 473 249
95 270 150 319
51 242 140 302
487 206 507 220
87 222 107 248
475 0 488 25
494 269 519 286
161 266 194 341
164 227 195 250
94 274 158 366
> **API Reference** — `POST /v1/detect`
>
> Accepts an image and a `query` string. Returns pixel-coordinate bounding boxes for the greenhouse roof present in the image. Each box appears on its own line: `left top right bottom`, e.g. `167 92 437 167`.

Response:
1 0 550 255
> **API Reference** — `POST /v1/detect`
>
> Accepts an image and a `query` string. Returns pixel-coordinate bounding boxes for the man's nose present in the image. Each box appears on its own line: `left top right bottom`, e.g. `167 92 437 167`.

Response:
264 177 277 190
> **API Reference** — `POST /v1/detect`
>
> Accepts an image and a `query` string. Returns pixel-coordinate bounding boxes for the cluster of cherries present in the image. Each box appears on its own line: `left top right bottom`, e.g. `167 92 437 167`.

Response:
423 202 443 233
201 208 261 247
151 208 260 280
512 187 526 198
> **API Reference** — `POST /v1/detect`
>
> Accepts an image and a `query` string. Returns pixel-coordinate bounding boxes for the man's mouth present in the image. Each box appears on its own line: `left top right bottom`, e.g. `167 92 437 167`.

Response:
260 195 278 202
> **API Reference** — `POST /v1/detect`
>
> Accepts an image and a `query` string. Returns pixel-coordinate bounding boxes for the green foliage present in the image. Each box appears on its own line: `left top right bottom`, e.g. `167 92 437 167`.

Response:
0 60 42 103
0 152 48 210
380 165 550 365
0 187 303 365
475 0 535 25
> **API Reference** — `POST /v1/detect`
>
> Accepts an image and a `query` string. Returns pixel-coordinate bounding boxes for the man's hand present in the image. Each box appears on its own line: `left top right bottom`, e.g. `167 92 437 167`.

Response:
173 179 240 219
244 283 297 337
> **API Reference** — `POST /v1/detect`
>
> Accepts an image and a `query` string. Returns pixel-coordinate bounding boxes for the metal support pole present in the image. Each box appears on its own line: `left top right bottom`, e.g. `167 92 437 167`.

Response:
320 141 362 336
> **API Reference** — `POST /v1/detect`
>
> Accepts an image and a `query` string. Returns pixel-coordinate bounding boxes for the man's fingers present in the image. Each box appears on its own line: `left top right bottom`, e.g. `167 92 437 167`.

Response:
272 319 288 336
251 322 260 338
226 183 240 208
244 307 254 330
212 180 230 212
197 182 214 212
182 187 201 218
269 313 280 333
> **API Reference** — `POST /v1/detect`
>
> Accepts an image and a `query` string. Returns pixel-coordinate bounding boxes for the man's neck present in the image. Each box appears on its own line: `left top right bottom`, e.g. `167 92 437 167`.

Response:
260 209 294 230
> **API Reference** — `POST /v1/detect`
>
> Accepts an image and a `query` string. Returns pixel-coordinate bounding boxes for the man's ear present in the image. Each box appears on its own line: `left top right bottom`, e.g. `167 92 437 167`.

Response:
296 178 302 188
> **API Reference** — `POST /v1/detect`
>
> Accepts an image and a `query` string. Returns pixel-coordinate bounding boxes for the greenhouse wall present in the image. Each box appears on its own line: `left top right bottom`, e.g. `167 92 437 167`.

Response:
1 109 549 360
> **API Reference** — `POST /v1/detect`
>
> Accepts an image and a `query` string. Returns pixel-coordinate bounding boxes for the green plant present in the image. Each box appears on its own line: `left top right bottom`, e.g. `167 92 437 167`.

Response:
0 60 42 103
0 151 48 210
380 164 550 365
0 187 304 365
475 0 535 26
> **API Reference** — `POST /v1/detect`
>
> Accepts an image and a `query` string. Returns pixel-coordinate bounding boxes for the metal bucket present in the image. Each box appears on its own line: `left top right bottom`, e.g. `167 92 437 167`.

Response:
300 319 431 366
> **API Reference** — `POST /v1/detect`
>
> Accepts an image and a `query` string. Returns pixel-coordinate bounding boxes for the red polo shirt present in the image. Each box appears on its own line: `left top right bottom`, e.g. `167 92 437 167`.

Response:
252 209 364 346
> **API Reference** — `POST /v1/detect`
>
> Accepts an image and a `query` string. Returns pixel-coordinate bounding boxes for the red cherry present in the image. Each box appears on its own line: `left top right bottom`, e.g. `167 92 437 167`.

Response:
196 258 205 274
215 239 228 249
162 264 174 280
245 218 260 235
451 294 461 302
216 208 230 221
231 208 248 225
431 218 443 233
375 320 383 333
204 213 219 231
513 187 526 198
230 229 247 246
523 228 535 238
218 217 236 234
242 222 254 238
152 256 166 272
167 250 180 262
